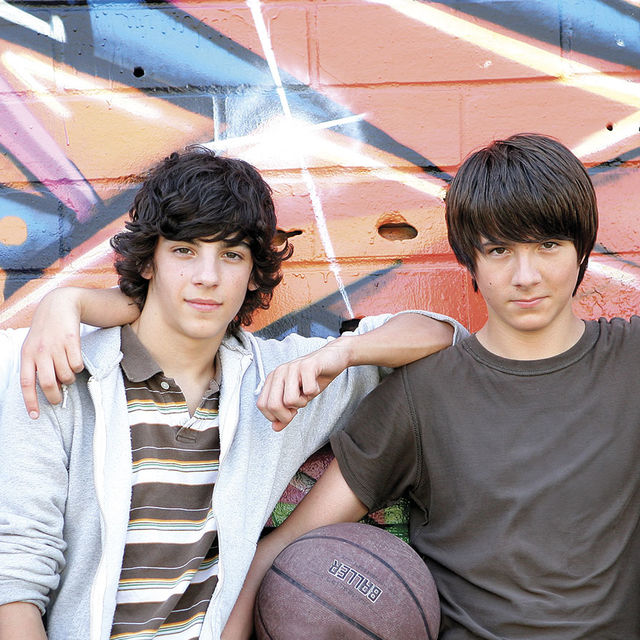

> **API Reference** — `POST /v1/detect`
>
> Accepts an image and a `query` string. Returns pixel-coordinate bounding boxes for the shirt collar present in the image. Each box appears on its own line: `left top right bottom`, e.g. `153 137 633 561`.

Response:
120 324 222 387
119 324 163 382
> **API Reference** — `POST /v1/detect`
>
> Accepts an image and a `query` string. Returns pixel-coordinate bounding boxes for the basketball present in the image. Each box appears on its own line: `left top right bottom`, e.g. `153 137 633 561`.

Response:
254 522 440 640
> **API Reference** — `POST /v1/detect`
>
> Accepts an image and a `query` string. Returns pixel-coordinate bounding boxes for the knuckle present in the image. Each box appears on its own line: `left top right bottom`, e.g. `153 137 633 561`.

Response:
58 372 76 385
38 377 56 392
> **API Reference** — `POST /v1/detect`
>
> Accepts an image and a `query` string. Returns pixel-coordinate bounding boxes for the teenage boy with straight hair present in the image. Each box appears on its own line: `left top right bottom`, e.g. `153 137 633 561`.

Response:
226 133 640 639
0 148 465 640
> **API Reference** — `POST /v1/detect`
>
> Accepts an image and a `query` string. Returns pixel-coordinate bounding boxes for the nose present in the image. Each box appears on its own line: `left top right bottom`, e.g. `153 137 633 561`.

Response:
192 255 220 287
512 250 542 288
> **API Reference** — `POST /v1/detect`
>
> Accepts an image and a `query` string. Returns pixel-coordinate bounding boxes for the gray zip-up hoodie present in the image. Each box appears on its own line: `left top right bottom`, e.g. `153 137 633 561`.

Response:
0 312 467 639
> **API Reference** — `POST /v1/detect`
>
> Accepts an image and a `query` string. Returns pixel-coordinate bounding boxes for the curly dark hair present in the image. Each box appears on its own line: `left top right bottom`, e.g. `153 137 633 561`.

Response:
110 147 292 331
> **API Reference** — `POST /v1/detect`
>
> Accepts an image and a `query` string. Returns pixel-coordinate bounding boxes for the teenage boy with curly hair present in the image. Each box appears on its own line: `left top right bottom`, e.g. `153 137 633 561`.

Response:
0 148 463 640
227 134 640 639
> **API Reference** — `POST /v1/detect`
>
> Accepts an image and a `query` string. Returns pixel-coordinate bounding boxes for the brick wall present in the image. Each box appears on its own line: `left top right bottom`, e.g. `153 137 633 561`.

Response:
1 0 639 335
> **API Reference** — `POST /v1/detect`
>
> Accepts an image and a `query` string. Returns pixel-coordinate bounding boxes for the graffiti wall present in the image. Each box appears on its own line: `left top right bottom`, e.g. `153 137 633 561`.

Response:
0 0 639 337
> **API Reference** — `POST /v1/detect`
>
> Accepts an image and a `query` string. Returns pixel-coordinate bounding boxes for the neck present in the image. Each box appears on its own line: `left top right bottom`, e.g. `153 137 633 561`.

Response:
130 315 221 384
476 314 585 360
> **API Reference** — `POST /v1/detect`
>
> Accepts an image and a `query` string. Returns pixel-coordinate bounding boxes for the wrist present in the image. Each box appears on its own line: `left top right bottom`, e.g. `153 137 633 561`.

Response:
330 334 358 368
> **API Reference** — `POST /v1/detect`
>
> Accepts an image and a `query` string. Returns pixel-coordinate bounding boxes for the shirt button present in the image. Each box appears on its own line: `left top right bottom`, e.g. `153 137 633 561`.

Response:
160 381 170 390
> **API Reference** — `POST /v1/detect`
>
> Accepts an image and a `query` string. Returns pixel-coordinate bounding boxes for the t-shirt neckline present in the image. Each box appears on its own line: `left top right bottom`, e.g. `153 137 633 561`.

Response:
461 320 599 376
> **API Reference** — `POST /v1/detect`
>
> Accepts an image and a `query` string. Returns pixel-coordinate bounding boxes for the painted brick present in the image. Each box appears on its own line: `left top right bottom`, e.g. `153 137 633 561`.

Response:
316 1 560 86
461 79 639 165
1 0 639 333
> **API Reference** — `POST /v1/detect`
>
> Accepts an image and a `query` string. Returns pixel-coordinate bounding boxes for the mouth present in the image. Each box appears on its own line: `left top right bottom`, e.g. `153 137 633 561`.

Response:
185 298 222 312
512 297 546 309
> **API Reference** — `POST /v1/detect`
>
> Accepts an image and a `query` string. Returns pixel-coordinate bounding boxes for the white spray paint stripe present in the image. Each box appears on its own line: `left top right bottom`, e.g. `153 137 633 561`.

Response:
204 114 366 152
2 51 71 118
206 115 446 200
0 238 113 325
246 0 354 318
571 111 640 158
587 258 640 291
3 50 192 127
368 0 640 157
367 0 640 103
291 130 447 200
0 0 66 43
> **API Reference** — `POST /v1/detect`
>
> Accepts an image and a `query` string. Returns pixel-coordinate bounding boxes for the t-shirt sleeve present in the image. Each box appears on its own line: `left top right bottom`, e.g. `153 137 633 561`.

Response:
330 366 420 512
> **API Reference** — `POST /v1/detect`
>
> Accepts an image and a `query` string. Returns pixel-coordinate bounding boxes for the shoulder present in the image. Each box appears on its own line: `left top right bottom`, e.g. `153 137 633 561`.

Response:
591 316 640 351
404 336 470 377
80 326 123 375
395 337 474 409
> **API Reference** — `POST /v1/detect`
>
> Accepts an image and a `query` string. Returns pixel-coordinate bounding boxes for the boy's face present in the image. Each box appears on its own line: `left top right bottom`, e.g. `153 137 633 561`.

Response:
139 236 255 346
474 237 580 341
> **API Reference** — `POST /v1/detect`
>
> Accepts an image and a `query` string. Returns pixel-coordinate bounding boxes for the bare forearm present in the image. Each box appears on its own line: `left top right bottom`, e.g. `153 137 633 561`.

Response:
0 602 46 639
75 287 140 327
223 460 367 638
339 313 454 369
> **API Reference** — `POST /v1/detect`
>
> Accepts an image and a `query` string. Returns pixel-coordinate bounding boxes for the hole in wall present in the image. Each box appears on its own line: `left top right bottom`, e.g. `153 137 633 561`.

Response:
133 66 145 78
340 317 363 334
377 221 418 241
606 122 614 131
274 228 303 246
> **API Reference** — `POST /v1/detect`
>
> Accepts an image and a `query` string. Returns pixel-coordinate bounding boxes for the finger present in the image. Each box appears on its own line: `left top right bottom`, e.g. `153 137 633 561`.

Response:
271 408 298 432
20 358 41 420
264 374 300 426
256 374 277 422
50 350 78 386
65 339 85 374
299 365 322 401
34 356 63 406
282 368 309 409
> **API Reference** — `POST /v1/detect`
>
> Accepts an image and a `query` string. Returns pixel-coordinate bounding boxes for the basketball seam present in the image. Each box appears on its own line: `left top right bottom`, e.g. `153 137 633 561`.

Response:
255 599 275 640
293 533 436 640
269 564 386 640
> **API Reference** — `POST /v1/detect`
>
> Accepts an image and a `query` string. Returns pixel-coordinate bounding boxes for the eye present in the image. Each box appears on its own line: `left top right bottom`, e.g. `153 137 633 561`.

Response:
540 241 558 250
488 246 507 256
173 246 194 256
223 250 244 260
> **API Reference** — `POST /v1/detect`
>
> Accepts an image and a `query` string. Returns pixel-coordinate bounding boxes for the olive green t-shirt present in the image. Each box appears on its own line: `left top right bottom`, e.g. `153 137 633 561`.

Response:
332 318 640 639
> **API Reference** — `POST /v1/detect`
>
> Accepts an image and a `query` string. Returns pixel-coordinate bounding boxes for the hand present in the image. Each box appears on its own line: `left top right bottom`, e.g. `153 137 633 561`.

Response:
20 288 85 419
257 338 353 431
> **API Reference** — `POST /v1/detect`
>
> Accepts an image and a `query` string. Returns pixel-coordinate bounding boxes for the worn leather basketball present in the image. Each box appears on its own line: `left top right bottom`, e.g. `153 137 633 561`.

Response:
254 522 440 639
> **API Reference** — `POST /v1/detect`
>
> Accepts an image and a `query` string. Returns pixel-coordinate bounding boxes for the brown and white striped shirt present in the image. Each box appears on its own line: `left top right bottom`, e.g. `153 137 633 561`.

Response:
110 326 221 640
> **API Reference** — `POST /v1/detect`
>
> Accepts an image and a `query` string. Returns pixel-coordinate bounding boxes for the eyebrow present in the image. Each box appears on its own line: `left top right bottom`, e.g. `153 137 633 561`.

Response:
479 239 509 248
185 237 251 249
221 239 251 249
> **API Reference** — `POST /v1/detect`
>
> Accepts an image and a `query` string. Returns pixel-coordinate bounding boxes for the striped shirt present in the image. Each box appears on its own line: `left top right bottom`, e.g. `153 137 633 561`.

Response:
110 325 221 640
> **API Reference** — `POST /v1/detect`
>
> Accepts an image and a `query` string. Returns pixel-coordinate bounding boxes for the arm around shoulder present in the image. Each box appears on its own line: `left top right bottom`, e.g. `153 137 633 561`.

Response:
258 310 467 430
343 309 467 369
20 286 139 418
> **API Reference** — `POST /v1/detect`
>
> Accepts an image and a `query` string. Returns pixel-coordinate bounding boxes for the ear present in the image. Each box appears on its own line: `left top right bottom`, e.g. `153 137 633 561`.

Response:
247 278 259 292
140 260 154 280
